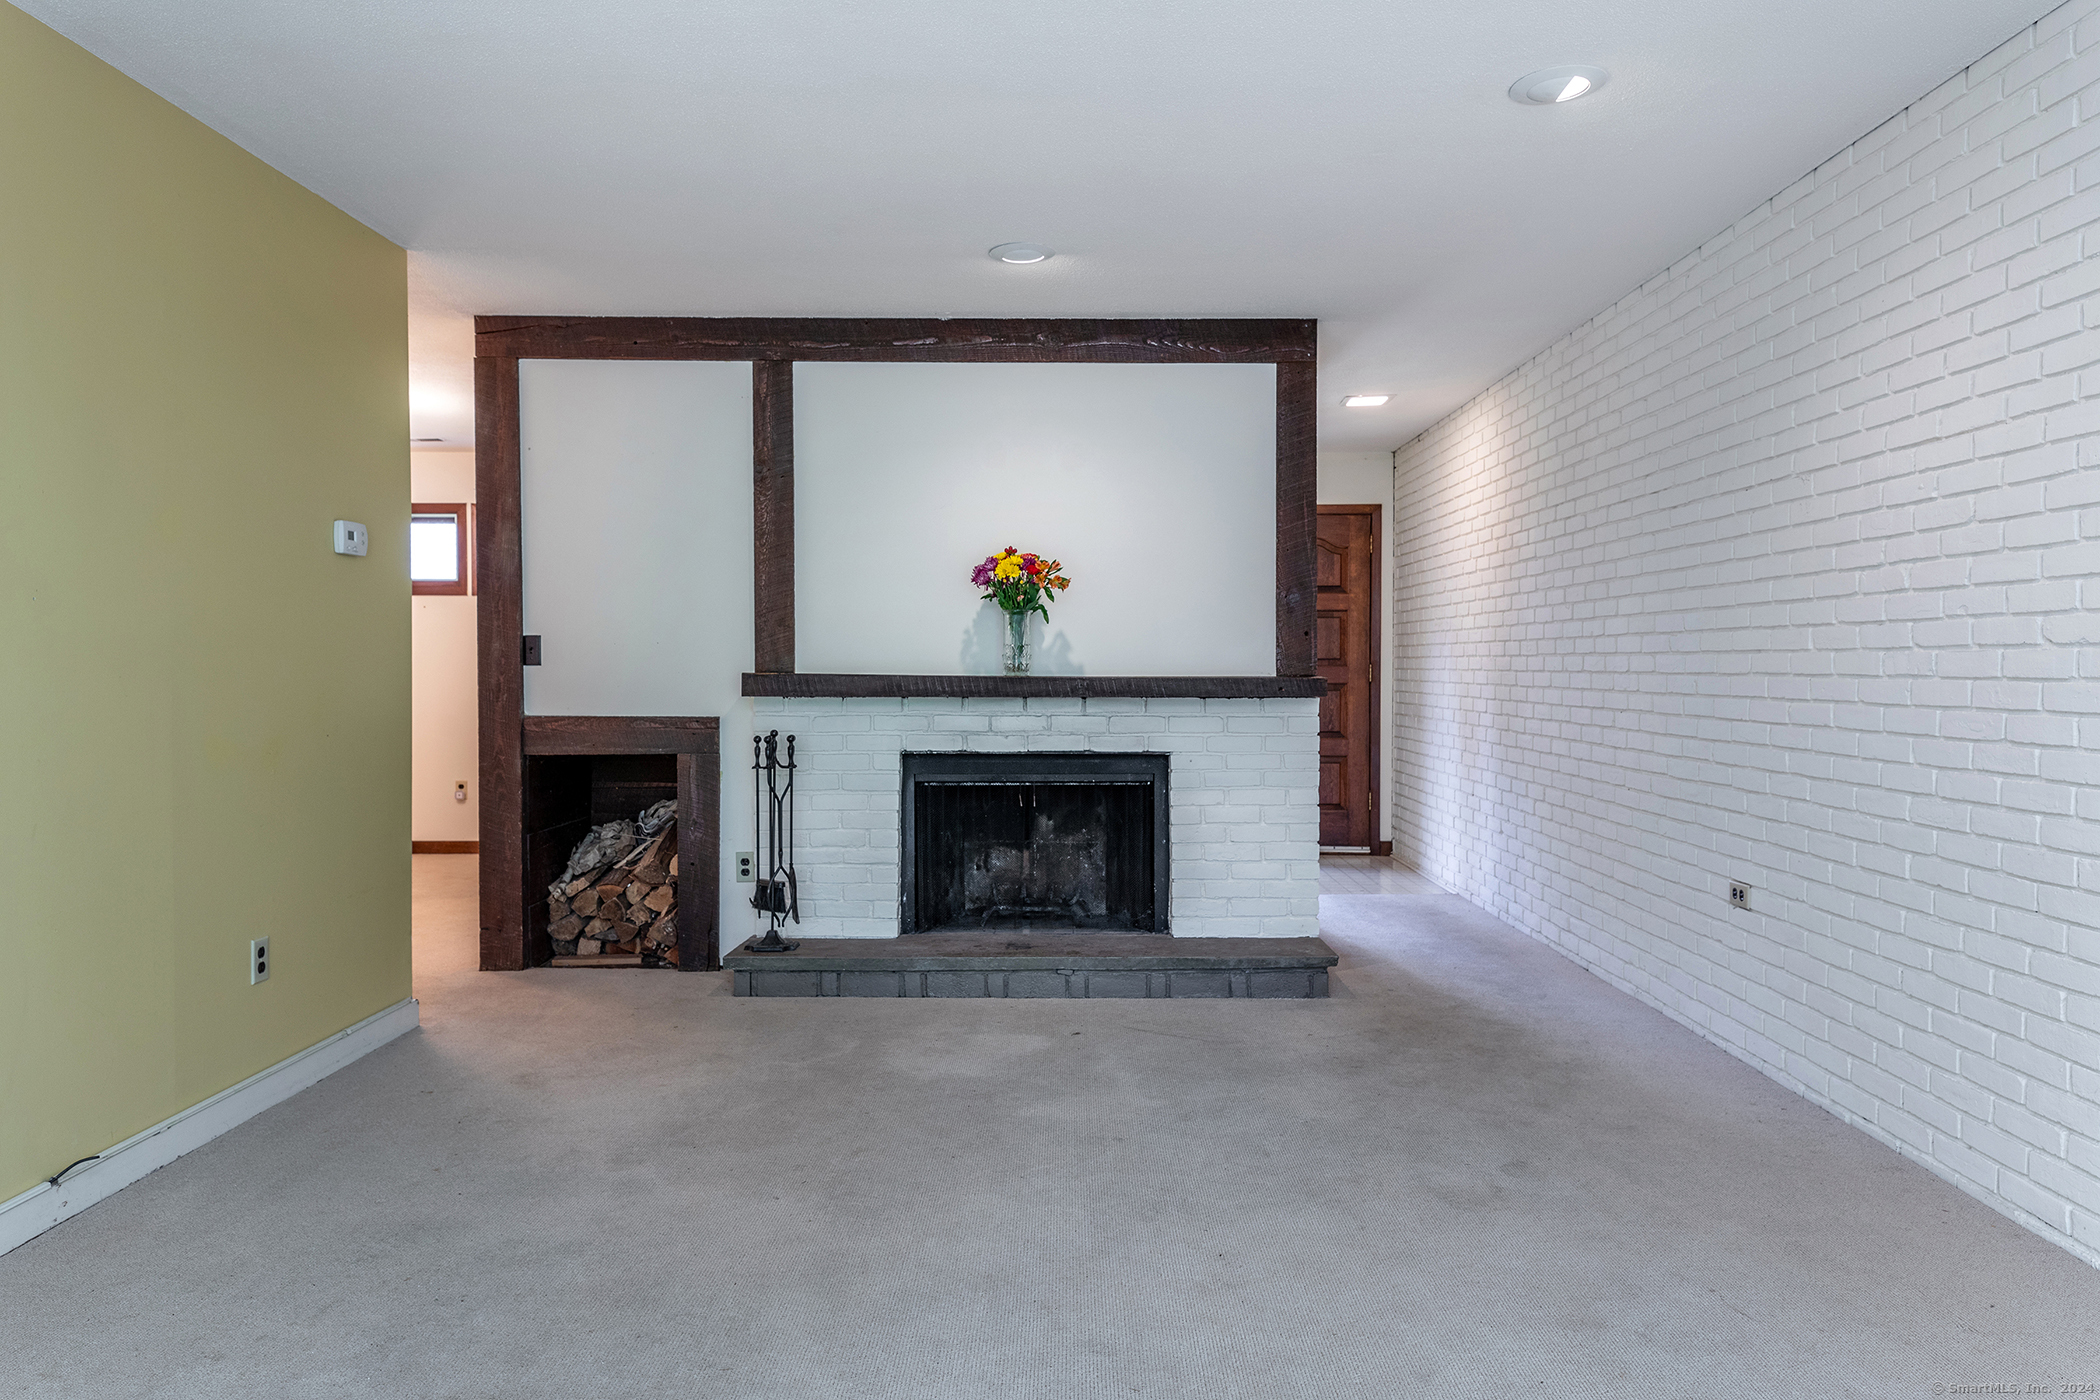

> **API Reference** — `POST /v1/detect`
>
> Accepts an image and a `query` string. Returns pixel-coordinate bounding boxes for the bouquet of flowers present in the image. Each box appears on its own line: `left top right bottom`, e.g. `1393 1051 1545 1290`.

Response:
971 546 1071 622
971 547 1071 674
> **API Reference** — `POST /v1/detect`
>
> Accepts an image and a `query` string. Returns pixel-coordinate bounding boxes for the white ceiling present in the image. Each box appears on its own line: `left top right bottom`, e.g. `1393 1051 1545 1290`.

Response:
19 0 2059 451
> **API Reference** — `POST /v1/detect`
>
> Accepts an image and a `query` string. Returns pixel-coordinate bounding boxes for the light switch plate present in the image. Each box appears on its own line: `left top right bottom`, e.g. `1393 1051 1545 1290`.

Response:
332 520 369 556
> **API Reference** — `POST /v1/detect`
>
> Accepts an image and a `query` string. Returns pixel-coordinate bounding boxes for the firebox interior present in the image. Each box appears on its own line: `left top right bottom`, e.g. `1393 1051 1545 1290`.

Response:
901 752 1169 934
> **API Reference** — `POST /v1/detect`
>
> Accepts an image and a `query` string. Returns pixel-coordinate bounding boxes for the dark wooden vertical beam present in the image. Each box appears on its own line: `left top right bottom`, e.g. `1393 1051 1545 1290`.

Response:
1274 360 1318 676
677 746 722 971
476 355 526 970
753 360 795 673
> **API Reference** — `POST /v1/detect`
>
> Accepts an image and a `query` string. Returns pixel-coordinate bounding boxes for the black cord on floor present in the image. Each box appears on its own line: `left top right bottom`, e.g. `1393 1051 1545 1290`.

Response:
48 1156 99 1187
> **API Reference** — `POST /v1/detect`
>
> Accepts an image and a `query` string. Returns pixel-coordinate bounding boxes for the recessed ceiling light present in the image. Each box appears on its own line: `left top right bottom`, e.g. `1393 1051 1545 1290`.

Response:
988 243 1053 264
1509 65 1608 105
412 437 443 442
1342 395 1390 408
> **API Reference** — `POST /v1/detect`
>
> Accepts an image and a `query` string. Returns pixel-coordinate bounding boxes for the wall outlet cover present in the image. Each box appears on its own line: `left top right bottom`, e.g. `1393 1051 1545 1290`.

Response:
734 852 755 883
250 937 271 984
1728 883 1751 910
332 520 369 556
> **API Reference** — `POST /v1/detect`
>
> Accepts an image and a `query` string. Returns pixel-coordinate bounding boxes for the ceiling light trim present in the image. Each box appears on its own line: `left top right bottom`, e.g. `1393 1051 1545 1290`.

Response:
988 243 1054 264
1508 65 1610 106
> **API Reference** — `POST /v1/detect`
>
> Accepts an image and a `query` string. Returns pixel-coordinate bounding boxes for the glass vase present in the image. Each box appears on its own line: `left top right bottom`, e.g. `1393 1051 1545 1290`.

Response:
1002 609 1031 675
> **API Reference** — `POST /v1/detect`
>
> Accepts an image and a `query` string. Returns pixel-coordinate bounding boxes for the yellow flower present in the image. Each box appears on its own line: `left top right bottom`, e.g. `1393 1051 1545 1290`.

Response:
994 558 1022 579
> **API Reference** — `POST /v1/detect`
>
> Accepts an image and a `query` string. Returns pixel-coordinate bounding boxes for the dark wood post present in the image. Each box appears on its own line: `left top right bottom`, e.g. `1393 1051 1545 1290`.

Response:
753 360 795 673
676 748 722 970
475 355 526 970
1274 359 1318 677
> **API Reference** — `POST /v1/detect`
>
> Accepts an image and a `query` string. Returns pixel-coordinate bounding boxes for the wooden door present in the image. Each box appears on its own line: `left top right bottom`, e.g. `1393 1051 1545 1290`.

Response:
1316 505 1380 848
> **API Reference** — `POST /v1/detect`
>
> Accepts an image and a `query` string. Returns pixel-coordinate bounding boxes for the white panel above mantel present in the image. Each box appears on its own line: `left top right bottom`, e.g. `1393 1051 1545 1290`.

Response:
793 361 1276 677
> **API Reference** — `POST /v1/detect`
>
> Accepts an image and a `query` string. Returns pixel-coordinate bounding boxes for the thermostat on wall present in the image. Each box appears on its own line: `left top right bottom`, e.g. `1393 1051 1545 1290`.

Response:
333 520 369 556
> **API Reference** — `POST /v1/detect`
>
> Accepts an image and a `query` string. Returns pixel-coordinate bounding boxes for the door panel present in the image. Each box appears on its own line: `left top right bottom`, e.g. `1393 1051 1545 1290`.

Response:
1315 506 1379 848
1316 613 1342 662
1316 539 1344 589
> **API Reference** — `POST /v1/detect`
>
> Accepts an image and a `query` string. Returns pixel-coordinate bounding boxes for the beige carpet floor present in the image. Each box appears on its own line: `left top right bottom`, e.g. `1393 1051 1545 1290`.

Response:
0 854 2093 1397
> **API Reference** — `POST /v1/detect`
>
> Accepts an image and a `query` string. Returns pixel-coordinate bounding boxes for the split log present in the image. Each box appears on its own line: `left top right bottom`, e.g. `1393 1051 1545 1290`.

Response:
644 885 675 914
616 830 667 874
573 888 602 917
549 914 584 941
632 829 677 886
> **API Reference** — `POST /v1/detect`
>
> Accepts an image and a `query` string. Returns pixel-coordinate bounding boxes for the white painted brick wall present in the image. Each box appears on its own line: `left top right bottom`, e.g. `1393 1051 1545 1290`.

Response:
1392 1 2100 1268
749 697 1320 941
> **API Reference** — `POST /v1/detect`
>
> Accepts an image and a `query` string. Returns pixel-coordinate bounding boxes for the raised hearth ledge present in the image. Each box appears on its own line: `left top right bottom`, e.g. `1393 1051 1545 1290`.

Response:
725 934 1337 999
741 673 1326 699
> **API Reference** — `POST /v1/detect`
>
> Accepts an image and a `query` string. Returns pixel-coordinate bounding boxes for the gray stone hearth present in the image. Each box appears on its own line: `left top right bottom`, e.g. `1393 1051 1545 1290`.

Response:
725 932 1336 998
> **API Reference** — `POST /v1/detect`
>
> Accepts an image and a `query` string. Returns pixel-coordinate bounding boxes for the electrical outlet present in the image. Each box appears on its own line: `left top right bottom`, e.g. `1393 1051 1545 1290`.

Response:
735 851 755 883
454 781 468 803
1727 883 1751 911
250 937 271 984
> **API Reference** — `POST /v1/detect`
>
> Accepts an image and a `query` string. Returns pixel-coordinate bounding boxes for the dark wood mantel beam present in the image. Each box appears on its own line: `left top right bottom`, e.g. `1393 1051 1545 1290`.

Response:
475 316 1316 363
741 674 1326 700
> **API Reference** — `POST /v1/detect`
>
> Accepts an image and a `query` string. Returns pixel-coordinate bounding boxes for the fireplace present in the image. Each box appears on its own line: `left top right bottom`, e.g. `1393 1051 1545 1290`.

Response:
901 752 1170 934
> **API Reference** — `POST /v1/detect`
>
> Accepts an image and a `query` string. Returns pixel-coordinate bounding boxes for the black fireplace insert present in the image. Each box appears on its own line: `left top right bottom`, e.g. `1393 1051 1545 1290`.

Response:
900 752 1170 934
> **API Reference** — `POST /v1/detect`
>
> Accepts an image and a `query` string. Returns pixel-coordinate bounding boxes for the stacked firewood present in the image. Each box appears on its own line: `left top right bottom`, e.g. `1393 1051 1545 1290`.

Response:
547 800 680 965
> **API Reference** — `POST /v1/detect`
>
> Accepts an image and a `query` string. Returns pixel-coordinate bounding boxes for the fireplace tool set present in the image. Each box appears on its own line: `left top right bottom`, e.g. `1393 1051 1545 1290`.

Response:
747 730 801 952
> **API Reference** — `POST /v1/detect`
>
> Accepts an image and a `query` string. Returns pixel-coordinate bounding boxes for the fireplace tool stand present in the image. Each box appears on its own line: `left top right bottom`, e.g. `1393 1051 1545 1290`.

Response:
747 730 800 952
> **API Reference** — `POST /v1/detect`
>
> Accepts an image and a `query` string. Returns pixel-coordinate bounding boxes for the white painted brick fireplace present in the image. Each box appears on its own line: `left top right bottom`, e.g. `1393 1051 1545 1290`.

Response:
752 695 1320 940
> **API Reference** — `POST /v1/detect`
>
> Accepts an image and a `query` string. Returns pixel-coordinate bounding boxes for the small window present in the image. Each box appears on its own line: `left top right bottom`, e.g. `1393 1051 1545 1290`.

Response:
411 503 472 595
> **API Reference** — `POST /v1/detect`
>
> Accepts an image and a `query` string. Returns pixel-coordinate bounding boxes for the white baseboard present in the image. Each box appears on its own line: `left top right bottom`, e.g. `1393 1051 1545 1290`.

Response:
0 996 420 1258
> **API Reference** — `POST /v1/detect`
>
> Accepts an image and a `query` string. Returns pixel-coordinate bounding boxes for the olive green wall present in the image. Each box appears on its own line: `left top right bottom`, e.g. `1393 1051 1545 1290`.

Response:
0 4 409 1200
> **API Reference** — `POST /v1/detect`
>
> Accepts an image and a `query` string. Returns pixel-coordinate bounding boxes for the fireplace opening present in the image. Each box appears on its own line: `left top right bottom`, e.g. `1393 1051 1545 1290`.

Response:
902 753 1169 934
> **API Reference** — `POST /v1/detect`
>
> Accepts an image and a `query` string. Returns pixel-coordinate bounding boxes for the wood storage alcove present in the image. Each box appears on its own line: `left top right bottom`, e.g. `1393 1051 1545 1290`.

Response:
513 716 721 971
